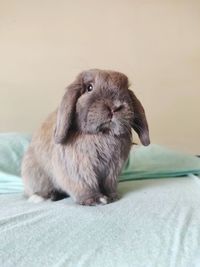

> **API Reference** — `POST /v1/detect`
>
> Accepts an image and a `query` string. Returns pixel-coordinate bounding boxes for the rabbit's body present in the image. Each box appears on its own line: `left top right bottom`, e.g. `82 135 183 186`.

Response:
22 69 150 205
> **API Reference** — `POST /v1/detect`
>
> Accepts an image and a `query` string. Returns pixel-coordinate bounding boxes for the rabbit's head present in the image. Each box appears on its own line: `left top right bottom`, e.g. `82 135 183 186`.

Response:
55 69 150 145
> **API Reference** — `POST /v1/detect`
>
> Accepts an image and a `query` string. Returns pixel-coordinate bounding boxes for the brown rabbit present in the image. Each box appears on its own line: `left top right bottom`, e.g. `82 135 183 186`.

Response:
21 69 150 205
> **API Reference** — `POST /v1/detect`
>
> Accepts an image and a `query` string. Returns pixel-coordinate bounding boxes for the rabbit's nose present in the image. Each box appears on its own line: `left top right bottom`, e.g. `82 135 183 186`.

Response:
105 105 113 118
111 105 123 114
105 104 123 118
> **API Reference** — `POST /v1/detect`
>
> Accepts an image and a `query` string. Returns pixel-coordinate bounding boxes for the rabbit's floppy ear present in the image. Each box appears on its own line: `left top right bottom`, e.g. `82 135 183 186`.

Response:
129 90 150 146
54 77 82 144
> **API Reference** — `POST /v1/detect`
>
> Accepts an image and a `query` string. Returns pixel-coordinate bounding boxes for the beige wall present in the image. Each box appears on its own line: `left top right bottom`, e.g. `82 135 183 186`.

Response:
0 0 200 154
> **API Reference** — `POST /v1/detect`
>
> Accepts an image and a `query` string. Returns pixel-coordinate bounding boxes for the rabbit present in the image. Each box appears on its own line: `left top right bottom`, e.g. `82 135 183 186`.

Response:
21 69 150 205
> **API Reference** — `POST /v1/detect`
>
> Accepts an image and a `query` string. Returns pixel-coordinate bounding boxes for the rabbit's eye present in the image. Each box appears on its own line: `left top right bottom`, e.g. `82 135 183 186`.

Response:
86 84 93 92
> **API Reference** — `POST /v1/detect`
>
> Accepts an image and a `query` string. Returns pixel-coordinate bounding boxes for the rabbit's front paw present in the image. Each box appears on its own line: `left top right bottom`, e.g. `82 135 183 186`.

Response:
107 192 119 203
79 195 108 206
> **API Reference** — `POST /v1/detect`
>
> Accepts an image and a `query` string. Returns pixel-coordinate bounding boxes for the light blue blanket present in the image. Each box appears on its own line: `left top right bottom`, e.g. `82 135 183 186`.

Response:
0 176 200 267
0 133 200 193
0 133 200 267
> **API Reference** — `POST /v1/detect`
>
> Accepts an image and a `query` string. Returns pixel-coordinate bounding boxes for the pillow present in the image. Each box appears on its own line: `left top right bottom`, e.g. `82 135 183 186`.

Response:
0 133 30 176
119 144 200 181
0 133 30 193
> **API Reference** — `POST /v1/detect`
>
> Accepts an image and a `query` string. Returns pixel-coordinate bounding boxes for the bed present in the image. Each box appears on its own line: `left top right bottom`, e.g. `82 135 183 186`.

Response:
0 133 200 267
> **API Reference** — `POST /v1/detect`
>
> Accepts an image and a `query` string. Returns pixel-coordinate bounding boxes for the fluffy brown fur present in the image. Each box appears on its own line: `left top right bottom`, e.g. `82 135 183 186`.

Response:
21 69 150 205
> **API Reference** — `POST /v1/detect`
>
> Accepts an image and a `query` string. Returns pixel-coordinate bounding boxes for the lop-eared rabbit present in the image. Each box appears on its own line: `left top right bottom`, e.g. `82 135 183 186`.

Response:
22 69 150 205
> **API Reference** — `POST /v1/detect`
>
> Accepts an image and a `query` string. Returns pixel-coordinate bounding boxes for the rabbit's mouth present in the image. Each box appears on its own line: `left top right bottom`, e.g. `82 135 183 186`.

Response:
97 120 112 133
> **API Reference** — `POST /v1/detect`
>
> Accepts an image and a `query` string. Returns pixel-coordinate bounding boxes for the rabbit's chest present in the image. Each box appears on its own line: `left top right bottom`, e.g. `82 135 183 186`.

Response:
63 134 131 179
89 136 131 178
93 148 121 179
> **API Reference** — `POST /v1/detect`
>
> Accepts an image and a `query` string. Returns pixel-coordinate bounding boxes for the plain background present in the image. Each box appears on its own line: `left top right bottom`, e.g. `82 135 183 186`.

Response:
0 0 199 154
